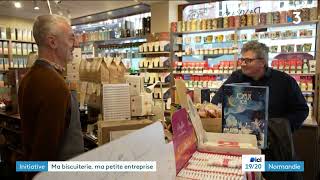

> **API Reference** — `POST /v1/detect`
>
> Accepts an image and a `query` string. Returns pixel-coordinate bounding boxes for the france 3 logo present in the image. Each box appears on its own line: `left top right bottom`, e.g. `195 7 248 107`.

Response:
242 155 265 172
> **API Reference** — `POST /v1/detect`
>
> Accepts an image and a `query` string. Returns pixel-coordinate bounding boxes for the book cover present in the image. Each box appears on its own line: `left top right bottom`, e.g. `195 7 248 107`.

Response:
222 84 269 149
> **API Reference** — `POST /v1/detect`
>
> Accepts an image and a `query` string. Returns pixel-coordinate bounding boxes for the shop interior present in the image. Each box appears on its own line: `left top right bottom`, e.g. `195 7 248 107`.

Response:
0 0 319 179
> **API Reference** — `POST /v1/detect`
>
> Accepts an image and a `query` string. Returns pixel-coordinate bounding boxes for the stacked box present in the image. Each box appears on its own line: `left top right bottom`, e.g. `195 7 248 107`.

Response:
130 93 153 116
102 84 131 121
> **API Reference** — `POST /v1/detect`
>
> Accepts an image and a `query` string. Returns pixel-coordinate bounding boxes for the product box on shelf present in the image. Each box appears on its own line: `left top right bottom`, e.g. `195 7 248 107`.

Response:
102 84 131 121
125 75 144 96
97 119 153 145
130 93 153 116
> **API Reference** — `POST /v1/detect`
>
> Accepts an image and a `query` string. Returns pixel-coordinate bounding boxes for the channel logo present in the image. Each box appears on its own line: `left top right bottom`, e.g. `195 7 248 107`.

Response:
250 157 262 162
242 155 265 172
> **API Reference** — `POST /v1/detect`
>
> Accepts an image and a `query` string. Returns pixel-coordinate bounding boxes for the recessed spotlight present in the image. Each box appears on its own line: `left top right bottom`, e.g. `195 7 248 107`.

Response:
82 31 85 33
134 5 140 9
14 2 22 8
99 22 103 25
87 16 92 19
72 26 76 29
107 11 112 15
87 24 92 27
33 1 39 10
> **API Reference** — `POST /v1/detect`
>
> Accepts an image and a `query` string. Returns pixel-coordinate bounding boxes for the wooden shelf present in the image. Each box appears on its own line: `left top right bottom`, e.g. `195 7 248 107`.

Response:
139 67 170 71
174 72 231 76
0 39 35 44
289 73 315 76
173 20 319 35
80 36 147 44
139 51 170 55
176 53 236 57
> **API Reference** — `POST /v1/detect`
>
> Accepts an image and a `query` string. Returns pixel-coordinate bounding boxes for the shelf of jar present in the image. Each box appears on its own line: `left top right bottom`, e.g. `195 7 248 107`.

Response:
172 20 319 35
173 72 232 76
175 53 237 57
269 51 315 54
181 36 317 46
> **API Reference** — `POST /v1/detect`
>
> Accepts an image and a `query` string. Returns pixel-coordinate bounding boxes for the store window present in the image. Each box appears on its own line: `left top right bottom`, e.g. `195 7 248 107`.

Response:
183 0 317 21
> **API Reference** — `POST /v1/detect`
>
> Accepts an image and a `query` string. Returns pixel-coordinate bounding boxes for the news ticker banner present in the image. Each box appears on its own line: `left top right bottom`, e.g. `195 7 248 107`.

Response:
16 161 156 172
16 156 304 172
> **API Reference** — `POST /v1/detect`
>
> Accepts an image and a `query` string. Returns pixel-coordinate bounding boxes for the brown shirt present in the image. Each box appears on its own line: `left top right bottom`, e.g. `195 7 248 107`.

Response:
18 60 71 161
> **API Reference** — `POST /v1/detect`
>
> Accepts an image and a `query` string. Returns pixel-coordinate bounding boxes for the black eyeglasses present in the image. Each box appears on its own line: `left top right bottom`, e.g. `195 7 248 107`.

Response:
239 58 263 64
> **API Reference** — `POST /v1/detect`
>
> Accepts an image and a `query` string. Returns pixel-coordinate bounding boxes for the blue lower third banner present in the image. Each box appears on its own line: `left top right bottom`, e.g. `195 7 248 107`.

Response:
265 161 304 172
16 161 48 172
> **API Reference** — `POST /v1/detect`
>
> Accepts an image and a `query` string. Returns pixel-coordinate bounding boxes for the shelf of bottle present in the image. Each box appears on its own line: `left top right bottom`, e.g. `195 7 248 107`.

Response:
269 51 315 55
172 20 319 35
288 73 315 76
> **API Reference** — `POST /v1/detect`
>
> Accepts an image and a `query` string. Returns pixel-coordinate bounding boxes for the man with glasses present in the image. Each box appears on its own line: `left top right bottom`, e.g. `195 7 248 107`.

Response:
212 40 308 132
211 41 307 179
18 15 84 179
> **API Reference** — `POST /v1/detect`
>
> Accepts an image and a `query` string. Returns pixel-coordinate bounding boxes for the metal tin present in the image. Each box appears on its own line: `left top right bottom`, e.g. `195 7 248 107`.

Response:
273 11 280 24
310 7 318 20
301 8 310 21
234 16 240 28
171 22 177 32
266 12 273 24
212 18 218 29
202 19 207 30
186 20 192 32
287 10 293 23
240 15 247 27
260 13 267 25
247 14 253 26
206 19 213 30
181 21 186 32
252 13 259 26
196 19 201 31
228 16 235 28
280 11 287 24
217 17 223 28
177 21 182 32
191 20 196 31
223 17 229 28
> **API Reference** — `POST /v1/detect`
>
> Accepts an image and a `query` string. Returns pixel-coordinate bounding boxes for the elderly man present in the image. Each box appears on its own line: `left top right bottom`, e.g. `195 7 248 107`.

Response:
18 14 84 168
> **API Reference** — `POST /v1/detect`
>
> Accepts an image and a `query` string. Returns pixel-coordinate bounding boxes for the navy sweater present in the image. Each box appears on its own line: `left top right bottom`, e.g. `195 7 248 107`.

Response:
211 68 309 132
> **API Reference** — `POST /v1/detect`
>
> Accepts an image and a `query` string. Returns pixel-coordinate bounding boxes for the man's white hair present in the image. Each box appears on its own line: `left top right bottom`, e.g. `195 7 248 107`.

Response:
33 14 70 46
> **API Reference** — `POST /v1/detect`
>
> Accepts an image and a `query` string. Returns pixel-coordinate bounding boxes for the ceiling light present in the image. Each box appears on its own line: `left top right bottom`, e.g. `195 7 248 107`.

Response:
34 1 39 10
107 11 112 15
14 2 22 8
87 24 92 27
99 22 103 25
134 5 140 9
87 16 92 19
82 31 85 33
72 26 76 29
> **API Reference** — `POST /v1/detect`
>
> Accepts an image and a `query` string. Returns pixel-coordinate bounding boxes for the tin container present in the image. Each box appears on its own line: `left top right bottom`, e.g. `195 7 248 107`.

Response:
212 19 218 29
310 7 318 20
240 15 247 27
247 14 253 26
177 21 182 32
301 8 310 22
252 13 259 26
186 20 192 32
273 11 280 24
191 20 196 31
228 16 235 28
280 11 287 24
223 17 229 28
201 19 207 30
287 10 293 23
206 19 213 30
234 16 240 28
267 12 273 24
260 13 267 25
217 17 223 28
